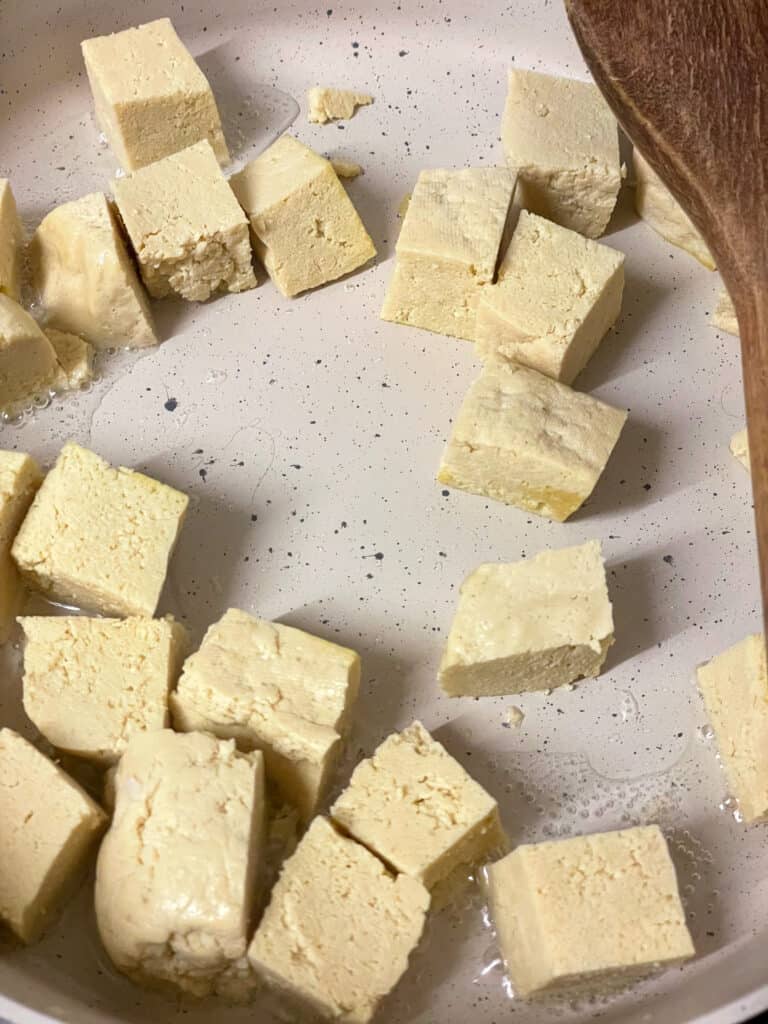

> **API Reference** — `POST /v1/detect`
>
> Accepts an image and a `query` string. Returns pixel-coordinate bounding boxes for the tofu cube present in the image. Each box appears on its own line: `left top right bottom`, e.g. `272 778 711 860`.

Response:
330 720 505 889
501 69 621 239
712 288 739 336
487 826 694 997
230 135 376 297
30 192 157 350
0 294 59 415
476 211 625 383
697 634 768 822
0 179 23 301
114 141 256 302
44 328 94 392
20 615 188 764
248 816 429 1024
81 18 229 172
437 362 627 521
307 87 373 123
171 608 360 819
0 728 106 943
12 442 188 618
439 541 614 697
0 450 42 642
381 167 516 342
95 730 264 996
730 427 750 471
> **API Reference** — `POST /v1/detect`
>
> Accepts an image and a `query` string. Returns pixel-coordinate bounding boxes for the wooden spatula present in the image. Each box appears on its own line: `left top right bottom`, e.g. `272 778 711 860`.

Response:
564 0 768 627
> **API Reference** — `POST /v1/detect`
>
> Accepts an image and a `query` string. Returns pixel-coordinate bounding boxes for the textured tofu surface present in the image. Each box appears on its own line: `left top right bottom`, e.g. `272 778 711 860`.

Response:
331 720 505 888
249 816 429 1024
95 730 264 996
0 179 23 301
0 450 43 642
0 728 106 943
439 541 614 697
44 328 94 392
487 826 694 997
12 442 188 617
0 294 59 414
712 288 739 336
730 427 750 471
307 87 372 123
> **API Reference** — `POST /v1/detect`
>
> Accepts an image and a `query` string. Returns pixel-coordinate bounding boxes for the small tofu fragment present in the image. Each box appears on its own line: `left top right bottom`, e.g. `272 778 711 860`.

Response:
21 615 188 764
712 288 739 336
330 158 363 179
730 428 750 471
0 294 59 415
437 361 627 521
331 721 505 889
476 211 624 382
308 87 373 123
0 728 106 943
12 442 188 617
114 141 256 302
249 816 429 1024
81 17 229 171
31 193 156 349
697 634 768 822
501 69 621 239
95 730 264 996
0 179 23 301
0 451 42 642
230 135 376 297
44 328 94 391
487 826 694 998
381 167 516 342
440 541 614 697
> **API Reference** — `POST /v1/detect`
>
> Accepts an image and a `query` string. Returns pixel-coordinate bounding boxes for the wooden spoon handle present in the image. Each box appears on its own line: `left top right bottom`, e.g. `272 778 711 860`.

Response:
740 291 768 620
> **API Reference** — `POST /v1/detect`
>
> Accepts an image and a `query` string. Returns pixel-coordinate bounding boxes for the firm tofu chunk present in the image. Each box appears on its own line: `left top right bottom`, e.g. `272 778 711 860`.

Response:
171 609 360 819
0 179 23 301
487 826 694 998
114 141 256 302
331 720 505 889
230 135 376 297
439 541 614 697
307 87 373 123
437 362 627 521
0 451 42 642
0 294 59 415
21 615 188 764
380 167 516 342
249 816 429 1024
501 69 621 238
30 192 157 350
0 728 106 943
44 328 94 392
81 17 229 172
476 211 625 383
730 428 750 471
712 288 739 336
95 730 264 996
697 634 768 822
12 442 188 617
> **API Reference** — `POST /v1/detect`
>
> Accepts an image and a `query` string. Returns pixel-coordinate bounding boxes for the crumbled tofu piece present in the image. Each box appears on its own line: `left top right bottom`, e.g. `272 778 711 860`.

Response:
697 634 768 822
95 730 264 996
44 328 94 391
381 167 516 342
308 87 373 123
81 17 229 171
249 816 429 1023
0 294 59 415
0 728 106 943
330 158 363 179
331 720 505 889
712 288 739 336
0 179 23 301
476 211 624 383
31 193 156 350
171 608 360 819
230 135 376 297
21 615 188 764
501 69 621 238
730 428 750 472
114 141 256 302
12 442 188 617
505 706 524 729
437 361 627 521
633 149 715 269
0 450 42 642
439 541 614 697
487 825 694 997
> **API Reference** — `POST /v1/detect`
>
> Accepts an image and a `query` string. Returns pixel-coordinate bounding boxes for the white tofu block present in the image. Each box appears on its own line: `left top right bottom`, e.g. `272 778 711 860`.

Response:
95 730 264 996
249 816 429 1024
30 192 157 350
439 541 614 697
501 69 621 238
0 450 42 642
44 328 94 392
331 720 505 889
230 135 376 297
0 179 23 301
308 87 373 123
21 615 188 764
81 18 229 172
0 294 59 415
171 608 360 819
380 167 516 342
712 288 739 336
437 362 627 521
476 211 624 382
487 826 694 997
730 428 750 472
0 728 106 943
697 634 768 822
114 141 256 302
12 442 188 617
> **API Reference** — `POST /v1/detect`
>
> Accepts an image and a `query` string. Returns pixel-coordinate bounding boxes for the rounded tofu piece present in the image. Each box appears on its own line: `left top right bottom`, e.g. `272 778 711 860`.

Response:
0 294 58 416
0 179 23 302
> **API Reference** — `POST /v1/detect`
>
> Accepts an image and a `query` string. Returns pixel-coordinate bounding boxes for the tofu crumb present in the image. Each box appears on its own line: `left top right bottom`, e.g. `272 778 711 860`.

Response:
505 706 524 728
308 87 373 123
330 158 363 179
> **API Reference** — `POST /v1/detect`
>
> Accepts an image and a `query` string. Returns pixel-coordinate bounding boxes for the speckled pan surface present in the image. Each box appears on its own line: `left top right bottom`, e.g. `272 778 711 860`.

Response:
0 0 765 1022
